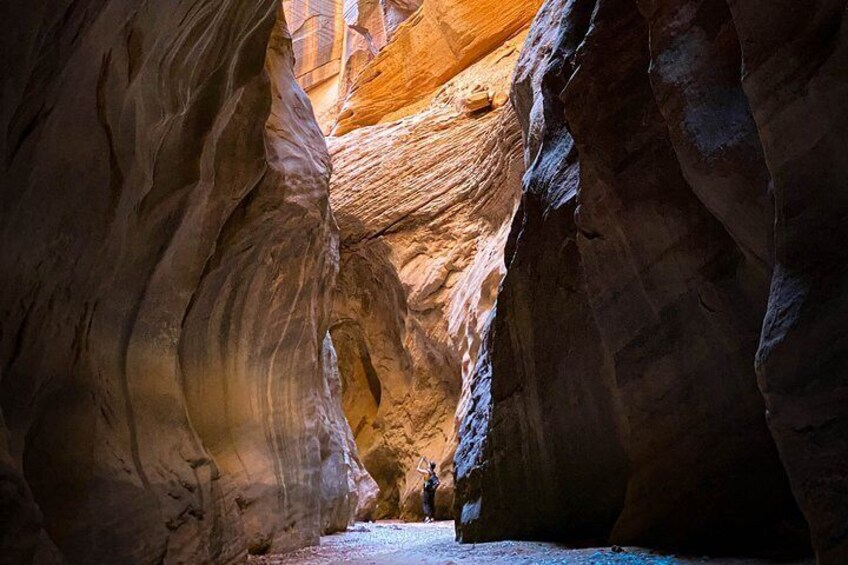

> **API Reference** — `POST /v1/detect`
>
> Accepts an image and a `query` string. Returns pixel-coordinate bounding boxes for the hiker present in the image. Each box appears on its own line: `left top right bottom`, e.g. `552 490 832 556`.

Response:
416 456 440 523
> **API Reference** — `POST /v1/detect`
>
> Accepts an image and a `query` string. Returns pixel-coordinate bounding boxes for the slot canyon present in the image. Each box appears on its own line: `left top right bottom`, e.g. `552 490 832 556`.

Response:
1 0 846 564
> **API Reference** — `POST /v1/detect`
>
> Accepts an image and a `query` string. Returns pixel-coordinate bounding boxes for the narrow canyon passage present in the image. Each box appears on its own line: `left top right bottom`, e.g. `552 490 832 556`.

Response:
1 0 847 564
287 0 537 522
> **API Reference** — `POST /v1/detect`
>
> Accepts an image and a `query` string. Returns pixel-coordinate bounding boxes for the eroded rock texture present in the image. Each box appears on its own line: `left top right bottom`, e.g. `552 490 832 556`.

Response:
457 0 846 561
285 0 345 90
332 0 544 134
455 0 630 544
1 2 372 563
328 31 528 519
286 0 424 133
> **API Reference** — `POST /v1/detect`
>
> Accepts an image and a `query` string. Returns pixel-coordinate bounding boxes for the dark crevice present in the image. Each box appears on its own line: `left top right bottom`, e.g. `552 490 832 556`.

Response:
95 50 125 208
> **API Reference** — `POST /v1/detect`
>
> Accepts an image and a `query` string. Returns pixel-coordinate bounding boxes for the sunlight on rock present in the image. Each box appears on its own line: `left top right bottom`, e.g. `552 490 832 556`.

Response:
2 0 846 563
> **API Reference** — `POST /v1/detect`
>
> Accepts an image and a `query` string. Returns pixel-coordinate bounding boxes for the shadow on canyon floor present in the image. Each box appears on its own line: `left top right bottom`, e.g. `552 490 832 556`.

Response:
249 522 815 565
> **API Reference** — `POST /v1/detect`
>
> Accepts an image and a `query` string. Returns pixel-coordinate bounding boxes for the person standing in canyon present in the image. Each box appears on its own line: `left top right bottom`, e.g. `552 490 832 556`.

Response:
417 457 440 523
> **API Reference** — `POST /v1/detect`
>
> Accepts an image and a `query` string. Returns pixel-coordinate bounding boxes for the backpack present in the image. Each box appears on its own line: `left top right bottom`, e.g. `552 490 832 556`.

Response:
424 474 440 493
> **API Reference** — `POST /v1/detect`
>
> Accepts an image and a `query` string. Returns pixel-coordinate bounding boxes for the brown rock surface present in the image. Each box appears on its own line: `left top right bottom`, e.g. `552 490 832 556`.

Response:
635 0 773 274
456 0 846 560
2 0 846 562
327 33 527 519
338 0 391 113
728 1 848 562
563 0 796 550
1 1 372 562
382 0 424 39
455 0 630 544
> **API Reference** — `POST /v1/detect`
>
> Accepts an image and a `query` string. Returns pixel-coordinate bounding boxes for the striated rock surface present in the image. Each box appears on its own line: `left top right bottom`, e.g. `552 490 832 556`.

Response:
285 0 346 91
332 0 544 134
382 0 424 38
285 0 424 134
327 32 527 519
457 0 845 561
1 1 371 562
338 0 391 116
318 336 380 531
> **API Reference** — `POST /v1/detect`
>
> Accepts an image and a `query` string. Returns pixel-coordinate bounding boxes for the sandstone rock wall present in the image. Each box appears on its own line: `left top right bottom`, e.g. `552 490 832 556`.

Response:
455 1 630 543
332 0 544 134
0 2 371 562
729 2 848 561
457 0 847 561
285 0 346 91
327 31 528 519
284 0 424 134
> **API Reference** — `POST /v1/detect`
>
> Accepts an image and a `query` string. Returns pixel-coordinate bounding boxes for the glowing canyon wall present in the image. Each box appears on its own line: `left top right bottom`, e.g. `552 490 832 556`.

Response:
0 2 374 563
328 36 529 518
283 0 426 133
313 0 543 518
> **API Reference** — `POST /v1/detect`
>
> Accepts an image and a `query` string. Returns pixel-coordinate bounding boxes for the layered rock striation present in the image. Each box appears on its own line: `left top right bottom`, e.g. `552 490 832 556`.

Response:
285 0 346 91
457 0 847 562
332 0 543 135
2 0 846 562
1 2 373 563
286 0 425 134
327 30 529 520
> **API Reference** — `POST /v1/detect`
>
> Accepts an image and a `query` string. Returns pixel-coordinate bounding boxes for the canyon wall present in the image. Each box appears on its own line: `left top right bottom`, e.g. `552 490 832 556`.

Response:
457 0 847 562
0 1 373 563
731 2 848 561
3 0 845 562
284 0 345 91
285 0 425 133
332 0 543 135
327 24 532 519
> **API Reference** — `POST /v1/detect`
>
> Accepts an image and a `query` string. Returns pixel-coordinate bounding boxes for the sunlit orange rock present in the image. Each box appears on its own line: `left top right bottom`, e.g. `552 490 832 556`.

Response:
328 30 528 519
332 0 544 135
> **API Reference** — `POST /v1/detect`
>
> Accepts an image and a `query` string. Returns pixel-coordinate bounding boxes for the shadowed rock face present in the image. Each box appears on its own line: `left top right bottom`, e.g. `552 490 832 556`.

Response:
2 0 845 562
564 0 796 551
455 0 629 544
0 1 373 563
729 1 848 562
457 0 846 561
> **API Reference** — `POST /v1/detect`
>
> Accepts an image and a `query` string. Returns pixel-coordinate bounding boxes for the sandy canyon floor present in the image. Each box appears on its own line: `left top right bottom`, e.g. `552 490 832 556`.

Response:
249 522 811 565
